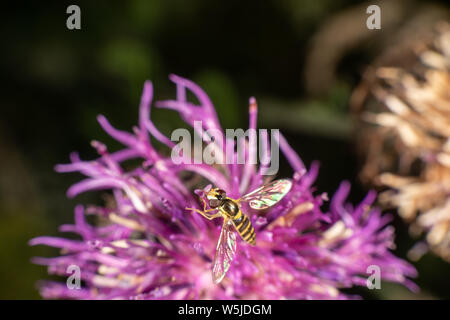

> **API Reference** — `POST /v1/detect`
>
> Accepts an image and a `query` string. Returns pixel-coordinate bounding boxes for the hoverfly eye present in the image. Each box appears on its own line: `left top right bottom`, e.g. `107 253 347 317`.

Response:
209 199 221 208
217 189 226 199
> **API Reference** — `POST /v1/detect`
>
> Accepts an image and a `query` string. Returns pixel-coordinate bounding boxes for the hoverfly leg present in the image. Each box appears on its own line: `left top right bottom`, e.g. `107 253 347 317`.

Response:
185 208 221 220
186 196 221 220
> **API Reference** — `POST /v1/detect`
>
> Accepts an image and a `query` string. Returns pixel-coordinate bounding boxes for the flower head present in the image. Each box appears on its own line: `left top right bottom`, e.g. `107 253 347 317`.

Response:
352 22 450 261
30 74 417 299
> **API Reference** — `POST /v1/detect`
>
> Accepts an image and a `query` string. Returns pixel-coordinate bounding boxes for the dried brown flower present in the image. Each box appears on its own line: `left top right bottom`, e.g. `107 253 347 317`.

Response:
351 22 450 261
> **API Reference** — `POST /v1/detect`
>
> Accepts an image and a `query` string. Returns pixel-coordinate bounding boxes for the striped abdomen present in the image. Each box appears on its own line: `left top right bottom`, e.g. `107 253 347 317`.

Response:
220 198 256 245
232 212 255 245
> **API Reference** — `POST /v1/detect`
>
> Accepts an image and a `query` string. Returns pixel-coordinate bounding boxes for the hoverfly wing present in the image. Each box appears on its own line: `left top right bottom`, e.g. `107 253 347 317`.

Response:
241 179 292 210
212 218 237 284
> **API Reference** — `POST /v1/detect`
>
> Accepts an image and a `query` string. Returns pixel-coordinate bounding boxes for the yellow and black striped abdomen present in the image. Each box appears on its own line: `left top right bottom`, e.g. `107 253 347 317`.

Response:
219 198 256 245
231 211 256 245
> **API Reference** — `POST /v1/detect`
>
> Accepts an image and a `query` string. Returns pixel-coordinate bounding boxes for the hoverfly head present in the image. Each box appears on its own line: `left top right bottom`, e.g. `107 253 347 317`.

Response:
206 188 226 208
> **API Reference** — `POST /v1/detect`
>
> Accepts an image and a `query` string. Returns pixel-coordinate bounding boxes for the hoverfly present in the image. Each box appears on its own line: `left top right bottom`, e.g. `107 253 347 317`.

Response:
186 179 292 284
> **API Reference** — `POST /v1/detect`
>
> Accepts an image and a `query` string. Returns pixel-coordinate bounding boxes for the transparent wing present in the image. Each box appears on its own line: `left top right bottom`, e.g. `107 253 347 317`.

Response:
212 218 237 284
241 179 292 210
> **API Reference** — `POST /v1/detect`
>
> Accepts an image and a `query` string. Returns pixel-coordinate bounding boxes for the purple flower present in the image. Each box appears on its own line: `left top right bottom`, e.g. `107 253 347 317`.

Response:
30 75 417 299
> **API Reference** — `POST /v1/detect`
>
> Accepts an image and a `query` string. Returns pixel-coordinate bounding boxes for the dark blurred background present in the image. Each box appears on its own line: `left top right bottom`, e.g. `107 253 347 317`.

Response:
1 0 449 299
